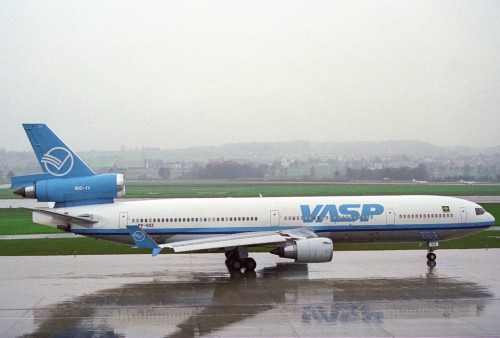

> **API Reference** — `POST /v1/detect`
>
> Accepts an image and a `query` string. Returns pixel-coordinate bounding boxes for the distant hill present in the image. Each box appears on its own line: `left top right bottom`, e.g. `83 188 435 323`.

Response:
124 140 467 162
1 140 498 178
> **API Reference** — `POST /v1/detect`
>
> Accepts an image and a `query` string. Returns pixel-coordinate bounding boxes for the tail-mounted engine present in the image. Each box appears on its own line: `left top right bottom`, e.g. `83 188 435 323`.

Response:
14 173 125 207
271 237 333 263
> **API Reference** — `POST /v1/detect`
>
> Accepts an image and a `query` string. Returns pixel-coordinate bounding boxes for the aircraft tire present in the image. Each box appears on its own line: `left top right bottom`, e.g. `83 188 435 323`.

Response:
426 252 436 261
228 258 242 270
243 258 257 270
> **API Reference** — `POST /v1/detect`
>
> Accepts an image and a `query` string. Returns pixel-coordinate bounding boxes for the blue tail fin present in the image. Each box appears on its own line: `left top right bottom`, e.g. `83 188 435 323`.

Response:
23 124 94 178
11 124 124 207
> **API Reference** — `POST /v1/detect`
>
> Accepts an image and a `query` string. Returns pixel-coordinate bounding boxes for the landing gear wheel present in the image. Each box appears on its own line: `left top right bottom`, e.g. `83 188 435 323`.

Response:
243 258 257 270
426 252 436 262
224 248 256 271
228 258 242 270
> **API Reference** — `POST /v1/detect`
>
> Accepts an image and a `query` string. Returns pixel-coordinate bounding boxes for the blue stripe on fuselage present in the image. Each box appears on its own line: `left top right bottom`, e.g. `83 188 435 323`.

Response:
71 221 492 236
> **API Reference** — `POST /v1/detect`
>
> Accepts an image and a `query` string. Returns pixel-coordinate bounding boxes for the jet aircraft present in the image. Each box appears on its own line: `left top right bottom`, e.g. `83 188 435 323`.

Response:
11 124 495 270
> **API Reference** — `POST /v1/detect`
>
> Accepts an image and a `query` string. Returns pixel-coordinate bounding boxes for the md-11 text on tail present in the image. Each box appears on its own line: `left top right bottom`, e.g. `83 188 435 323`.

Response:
11 124 495 270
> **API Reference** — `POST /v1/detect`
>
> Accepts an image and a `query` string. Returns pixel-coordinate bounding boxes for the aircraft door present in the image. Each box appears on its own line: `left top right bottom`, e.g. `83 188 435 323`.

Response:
386 208 395 225
460 207 467 223
119 212 128 228
270 210 280 227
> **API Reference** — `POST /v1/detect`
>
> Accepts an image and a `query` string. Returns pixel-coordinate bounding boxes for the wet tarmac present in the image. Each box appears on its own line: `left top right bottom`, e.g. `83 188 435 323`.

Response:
1 250 499 337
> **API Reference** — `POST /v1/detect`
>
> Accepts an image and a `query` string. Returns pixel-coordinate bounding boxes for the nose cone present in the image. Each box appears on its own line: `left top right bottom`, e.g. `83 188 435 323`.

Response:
486 211 495 226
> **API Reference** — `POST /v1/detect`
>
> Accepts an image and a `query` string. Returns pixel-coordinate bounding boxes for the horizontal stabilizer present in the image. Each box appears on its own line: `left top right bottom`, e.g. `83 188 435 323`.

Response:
11 174 52 189
24 207 98 227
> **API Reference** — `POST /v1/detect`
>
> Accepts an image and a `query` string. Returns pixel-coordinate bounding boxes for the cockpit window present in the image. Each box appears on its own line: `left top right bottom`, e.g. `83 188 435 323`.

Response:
475 208 485 215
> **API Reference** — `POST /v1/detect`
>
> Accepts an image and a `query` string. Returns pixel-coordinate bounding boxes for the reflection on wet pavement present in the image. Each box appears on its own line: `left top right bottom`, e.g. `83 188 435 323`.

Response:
1 250 499 337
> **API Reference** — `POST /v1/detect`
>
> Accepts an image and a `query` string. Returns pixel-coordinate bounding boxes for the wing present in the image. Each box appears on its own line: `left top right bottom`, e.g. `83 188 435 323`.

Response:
126 225 317 256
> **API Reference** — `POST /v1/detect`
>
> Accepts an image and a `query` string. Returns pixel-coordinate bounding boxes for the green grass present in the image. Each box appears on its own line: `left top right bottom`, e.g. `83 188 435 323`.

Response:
0 237 150 256
2 181 500 199
124 181 500 198
0 188 20 199
0 209 63 235
335 230 500 251
485 203 500 222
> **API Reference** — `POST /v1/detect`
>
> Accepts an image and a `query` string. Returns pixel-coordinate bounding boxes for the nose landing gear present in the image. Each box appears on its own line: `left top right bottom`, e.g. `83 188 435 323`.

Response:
426 251 436 261
426 241 439 267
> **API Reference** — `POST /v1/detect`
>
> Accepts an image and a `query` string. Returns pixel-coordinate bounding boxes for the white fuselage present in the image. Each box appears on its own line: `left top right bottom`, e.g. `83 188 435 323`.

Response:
33 195 494 247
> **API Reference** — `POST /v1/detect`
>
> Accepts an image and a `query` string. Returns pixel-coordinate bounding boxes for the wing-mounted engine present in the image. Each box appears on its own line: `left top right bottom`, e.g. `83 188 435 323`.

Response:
271 237 333 263
13 173 125 207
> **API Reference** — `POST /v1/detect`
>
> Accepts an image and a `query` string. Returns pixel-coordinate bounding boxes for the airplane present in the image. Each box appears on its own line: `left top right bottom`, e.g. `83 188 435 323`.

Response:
460 179 476 185
412 179 429 184
11 124 495 270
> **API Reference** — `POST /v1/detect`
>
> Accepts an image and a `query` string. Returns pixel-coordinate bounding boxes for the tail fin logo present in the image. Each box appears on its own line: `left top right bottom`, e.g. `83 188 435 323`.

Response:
41 147 74 177
133 230 146 242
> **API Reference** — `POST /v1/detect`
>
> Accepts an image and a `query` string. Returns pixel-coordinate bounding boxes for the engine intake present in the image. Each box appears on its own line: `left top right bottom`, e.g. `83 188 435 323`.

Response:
271 237 333 263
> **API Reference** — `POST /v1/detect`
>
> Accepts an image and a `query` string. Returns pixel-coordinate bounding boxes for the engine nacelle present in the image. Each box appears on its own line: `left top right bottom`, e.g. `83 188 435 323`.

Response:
14 173 125 207
271 237 333 263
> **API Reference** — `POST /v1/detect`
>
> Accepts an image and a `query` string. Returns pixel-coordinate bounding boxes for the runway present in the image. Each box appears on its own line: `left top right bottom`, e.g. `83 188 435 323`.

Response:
1 250 500 337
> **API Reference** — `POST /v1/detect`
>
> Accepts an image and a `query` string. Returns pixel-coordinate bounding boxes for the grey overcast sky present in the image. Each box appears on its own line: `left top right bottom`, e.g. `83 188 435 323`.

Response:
1 1 499 151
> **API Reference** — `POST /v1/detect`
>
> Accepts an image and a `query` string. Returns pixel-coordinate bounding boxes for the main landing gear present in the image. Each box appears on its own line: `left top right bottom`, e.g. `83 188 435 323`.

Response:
225 248 257 271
